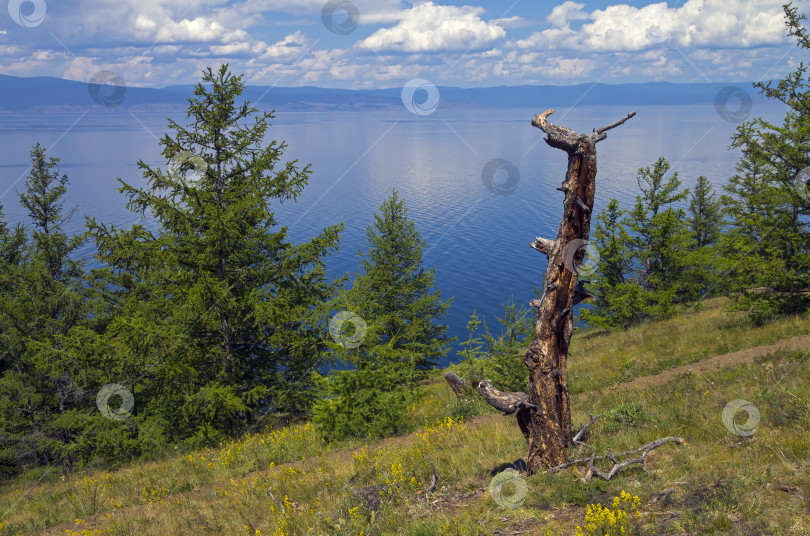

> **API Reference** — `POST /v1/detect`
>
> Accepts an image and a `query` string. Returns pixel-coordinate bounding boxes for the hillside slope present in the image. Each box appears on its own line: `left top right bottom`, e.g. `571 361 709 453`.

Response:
2 298 809 535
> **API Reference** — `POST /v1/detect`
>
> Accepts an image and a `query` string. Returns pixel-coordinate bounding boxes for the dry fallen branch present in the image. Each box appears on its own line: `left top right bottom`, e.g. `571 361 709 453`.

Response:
545 436 687 481
766 482 805 495
256 471 283 507
352 484 385 512
572 414 601 451
266 487 283 507
423 456 437 494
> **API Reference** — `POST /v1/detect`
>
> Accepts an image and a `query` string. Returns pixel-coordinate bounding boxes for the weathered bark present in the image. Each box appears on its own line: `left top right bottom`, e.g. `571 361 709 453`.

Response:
443 371 471 398
476 380 535 414
451 109 636 475
521 109 635 473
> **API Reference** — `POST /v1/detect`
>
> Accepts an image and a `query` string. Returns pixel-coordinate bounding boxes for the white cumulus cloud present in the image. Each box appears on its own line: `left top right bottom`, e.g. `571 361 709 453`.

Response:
514 0 789 52
256 31 314 61
355 1 506 53
155 18 228 43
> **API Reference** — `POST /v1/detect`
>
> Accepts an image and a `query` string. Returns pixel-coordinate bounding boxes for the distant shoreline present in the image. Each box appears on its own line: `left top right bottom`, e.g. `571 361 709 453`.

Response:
0 74 775 113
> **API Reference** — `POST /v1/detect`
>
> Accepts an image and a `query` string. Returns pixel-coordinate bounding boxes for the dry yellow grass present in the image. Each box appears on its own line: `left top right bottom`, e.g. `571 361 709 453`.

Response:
2 298 809 535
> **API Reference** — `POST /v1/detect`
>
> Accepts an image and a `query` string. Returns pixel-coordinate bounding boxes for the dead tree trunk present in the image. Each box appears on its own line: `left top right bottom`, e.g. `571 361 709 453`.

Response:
457 109 635 475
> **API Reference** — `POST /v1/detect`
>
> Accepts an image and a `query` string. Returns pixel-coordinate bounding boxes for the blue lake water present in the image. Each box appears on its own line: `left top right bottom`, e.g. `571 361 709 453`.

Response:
0 102 790 368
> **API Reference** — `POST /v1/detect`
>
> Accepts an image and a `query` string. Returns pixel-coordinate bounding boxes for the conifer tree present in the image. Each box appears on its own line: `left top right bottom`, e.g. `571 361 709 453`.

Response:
719 2 810 321
456 309 486 387
680 175 723 302
689 176 722 249
580 198 647 330
718 148 805 321
480 297 534 393
0 200 25 301
87 65 344 447
312 189 451 441
353 189 451 375
626 157 691 298
0 144 102 475
581 159 696 329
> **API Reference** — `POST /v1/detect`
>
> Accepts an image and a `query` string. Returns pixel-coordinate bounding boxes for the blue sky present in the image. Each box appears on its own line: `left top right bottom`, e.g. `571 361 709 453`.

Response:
1 0 808 88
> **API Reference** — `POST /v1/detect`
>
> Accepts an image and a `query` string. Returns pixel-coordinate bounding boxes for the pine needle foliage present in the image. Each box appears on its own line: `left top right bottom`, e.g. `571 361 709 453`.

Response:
0 143 103 475
718 2 810 323
86 65 344 449
312 189 452 442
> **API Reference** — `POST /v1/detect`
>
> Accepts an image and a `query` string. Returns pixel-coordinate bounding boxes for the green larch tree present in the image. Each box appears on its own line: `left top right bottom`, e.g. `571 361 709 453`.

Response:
86 65 344 448
581 159 721 330
312 189 452 441
0 144 106 475
719 2 810 321
680 175 723 303
626 157 691 299
580 198 648 330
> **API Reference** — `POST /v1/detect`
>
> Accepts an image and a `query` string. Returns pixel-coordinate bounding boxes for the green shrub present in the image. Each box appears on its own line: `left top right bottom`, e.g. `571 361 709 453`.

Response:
602 401 649 433
447 397 482 422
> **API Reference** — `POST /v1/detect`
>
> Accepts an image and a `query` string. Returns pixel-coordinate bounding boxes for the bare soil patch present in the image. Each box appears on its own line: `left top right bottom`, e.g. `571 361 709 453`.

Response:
576 334 810 401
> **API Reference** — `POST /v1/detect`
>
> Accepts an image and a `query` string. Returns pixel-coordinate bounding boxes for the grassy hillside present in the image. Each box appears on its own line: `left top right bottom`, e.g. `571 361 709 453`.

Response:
2 297 809 535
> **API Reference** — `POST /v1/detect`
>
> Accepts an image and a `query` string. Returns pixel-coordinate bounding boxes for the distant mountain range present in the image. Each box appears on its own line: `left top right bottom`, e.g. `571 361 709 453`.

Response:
0 73 769 113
